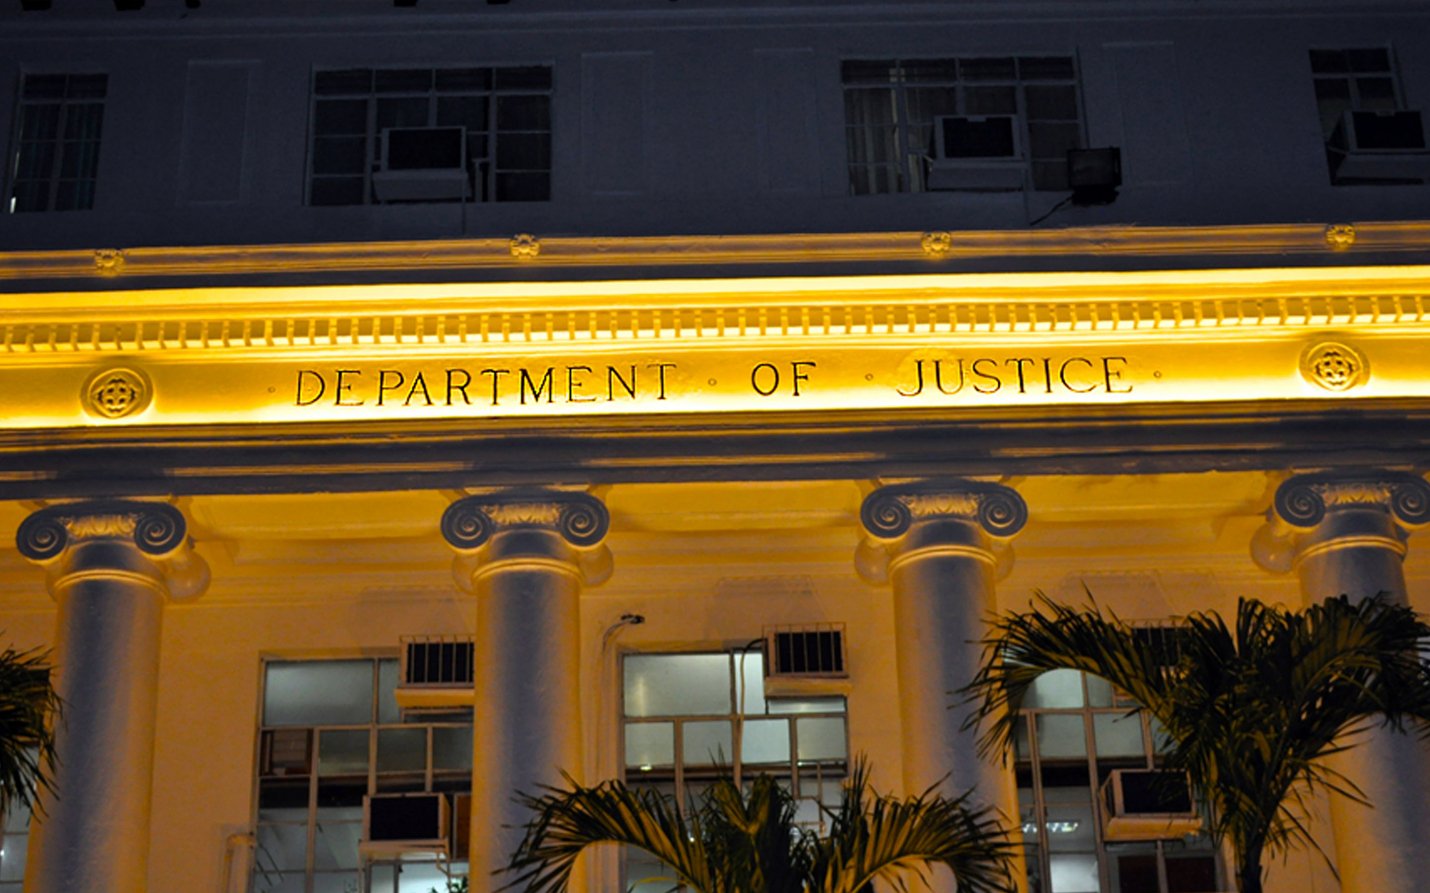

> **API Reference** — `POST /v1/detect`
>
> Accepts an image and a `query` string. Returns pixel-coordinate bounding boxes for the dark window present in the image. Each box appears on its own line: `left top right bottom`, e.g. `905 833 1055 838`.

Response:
7 73 107 213
307 66 552 205
842 56 1082 194
1310 47 1425 185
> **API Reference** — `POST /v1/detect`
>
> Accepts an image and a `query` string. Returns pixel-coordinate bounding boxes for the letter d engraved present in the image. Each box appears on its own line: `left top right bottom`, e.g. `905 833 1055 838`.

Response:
295 370 326 406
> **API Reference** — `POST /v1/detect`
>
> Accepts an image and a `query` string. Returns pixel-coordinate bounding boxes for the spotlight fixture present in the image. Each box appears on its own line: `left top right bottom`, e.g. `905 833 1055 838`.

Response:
393 0 417 6
21 0 53 11
114 0 144 9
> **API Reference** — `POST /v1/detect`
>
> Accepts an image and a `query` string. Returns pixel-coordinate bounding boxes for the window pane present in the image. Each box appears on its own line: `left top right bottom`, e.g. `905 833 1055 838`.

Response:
1026 84 1078 120
495 132 551 170
264 661 374 726
737 651 766 715
841 60 898 85
1023 669 1085 709
624 654 731 717
436 67 491 91
1036 714 1087 759
375 68 433 93
436 96 489 130
1357 77 1397 110
741 718 791 765
310 177 366 206
312 806 362 870
1093 713 1145 758
318 729 370 776
255 822 308 872
0 835 27 882
495 66 552 90
377 660 401 724
1310 49 1348 74
683 720 733 766
376 97 428 130
312 137 368 175
315 69 372 95
377 728 426 774
765 696 845 715
1346 47 1391 73
1049 853 1099 893
962 57 1016 81
496 94 550 130
795 717 846 761
315 100 369 135
625 722 674 769
495 172 549 202
432 726 472 771
1019 57 1076 81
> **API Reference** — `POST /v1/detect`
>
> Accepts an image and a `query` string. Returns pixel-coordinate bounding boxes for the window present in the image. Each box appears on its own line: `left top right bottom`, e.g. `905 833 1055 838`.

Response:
0 800 31 891
307 66 552 206
1014 669 1222 893
842 56 1082 194
1310 47 1425 184
622 650 848 893
6 73 106 213
253 658 472 893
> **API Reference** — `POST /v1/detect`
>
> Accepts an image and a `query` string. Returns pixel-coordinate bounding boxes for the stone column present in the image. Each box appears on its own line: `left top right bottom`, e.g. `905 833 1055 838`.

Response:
1252 472 1430 893
441 491 611 891
856 482 1027 808
16 501 208 893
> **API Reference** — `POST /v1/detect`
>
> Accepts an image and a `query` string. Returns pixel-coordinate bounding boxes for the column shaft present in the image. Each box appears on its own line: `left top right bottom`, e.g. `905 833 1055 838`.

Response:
470 559 584 886
890 540 1003 800
1255 475 1430 893
442 494 610 892
16 502 204 893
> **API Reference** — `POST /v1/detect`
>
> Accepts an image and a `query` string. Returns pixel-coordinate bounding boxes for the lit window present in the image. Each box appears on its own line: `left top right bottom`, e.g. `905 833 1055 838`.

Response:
621 651 848 893
1310 47 1427 185
1016 669 1222 893
307 66 552 206
842 57 1082 195
252 658 472 893
0 799 31 891
6 73 107 213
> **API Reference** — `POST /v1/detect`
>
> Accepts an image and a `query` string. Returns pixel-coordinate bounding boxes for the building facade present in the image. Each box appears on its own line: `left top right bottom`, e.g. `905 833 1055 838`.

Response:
1 2 1429 893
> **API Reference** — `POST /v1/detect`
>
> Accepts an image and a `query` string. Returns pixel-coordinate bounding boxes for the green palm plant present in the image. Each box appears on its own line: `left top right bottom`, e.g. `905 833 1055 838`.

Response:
0 642 59 819
958 593 1430 893
502 759 1017 893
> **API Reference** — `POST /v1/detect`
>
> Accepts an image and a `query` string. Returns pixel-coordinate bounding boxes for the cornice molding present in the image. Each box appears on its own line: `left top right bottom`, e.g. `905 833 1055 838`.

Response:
3 222 1430 285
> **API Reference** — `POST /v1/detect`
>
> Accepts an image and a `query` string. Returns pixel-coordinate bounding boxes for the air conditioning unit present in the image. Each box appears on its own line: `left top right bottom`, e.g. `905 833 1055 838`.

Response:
372 127 472 202
1068 147 1121 205
763 624 850 697
927 115 1025 191
395 636 476 711
360 792 450 857
1101 769 1202 841
1328 109 1430 181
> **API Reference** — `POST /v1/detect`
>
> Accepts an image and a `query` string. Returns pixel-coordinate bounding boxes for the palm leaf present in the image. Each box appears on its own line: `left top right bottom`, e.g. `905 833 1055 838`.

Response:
957 593 1430 893
0 643 59 818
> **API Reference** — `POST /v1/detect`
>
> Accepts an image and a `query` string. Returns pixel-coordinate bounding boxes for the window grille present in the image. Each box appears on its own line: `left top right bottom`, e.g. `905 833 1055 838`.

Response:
7 73 106 213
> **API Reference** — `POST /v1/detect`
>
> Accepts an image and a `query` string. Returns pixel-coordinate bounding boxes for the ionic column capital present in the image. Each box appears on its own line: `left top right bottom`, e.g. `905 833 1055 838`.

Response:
856 482 1027 583
442 490 612 590
16 500 209 600
1252 471 1430 573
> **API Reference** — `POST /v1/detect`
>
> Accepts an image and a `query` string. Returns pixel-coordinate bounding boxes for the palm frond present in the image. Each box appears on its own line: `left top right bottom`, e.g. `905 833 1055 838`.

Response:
814 762 1017 893
0 643 59 818
957 593 1430 893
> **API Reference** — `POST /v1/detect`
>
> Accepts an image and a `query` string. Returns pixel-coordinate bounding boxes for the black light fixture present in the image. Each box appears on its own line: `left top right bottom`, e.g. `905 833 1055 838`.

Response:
114 0 144 9
393 0 417 6
1067 147 1122 205
21 0 53 10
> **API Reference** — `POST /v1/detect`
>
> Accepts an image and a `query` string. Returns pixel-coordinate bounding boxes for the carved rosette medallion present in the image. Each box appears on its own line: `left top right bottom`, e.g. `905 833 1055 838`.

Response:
17 501 188 562
82 366 153 419
1300 341 1368 392
1323 223 1356 250
861 483 1028 540
920 231 953 256
509 233 541 259
441 492 610 552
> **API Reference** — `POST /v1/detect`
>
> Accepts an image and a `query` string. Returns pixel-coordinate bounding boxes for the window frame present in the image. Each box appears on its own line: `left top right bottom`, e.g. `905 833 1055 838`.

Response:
6 72 108 214
841 54 1086 196
304 64 554 207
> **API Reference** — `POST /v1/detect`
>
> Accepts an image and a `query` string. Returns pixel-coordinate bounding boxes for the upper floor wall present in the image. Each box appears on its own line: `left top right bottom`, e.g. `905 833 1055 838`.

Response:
2 0 1429 251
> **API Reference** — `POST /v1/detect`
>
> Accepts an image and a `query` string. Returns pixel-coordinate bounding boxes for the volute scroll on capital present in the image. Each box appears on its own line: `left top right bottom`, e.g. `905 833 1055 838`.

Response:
856 482 1027 584
15 500 208 600
860 483 1029 540
1252 472 1430 574
442 491 612 589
